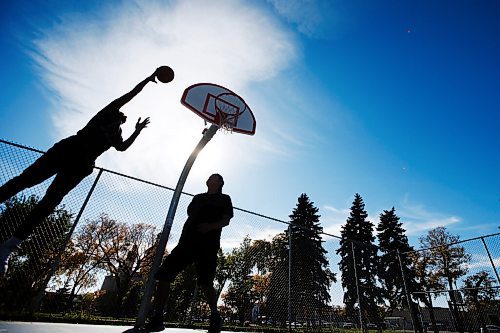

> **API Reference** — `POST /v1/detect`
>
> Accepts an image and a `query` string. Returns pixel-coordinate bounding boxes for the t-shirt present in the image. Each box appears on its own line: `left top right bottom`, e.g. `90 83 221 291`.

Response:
74 104 125 161
179 192 233 248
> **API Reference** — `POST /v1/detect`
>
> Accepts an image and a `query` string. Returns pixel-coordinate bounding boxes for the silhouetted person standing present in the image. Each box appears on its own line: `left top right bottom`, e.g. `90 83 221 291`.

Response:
146 173 233 333
0 66 174 275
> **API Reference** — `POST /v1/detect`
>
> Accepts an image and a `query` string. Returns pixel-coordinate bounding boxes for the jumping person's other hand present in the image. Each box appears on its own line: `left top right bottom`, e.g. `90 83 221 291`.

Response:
136 117 150 131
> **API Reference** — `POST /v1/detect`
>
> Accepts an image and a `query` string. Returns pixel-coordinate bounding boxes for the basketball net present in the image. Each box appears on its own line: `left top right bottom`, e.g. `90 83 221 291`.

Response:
214 99 240 134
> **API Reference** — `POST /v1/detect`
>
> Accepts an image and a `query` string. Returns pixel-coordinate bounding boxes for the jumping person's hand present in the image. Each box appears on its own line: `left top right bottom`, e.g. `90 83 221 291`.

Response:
136 117 150 131
148 69 158 83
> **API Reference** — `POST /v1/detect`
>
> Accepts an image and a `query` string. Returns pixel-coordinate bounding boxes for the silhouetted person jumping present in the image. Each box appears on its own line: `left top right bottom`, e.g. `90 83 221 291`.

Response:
0 66 174 275
146 173 233 333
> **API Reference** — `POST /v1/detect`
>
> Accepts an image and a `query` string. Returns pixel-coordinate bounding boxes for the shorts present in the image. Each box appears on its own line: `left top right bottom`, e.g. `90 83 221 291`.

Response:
48 136 95 172
154 242 218 285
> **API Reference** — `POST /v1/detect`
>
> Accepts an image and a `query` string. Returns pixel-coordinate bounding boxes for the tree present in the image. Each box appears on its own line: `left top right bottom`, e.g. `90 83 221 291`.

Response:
408 249 444 333
377 207 419 311
223 236 258 324
337 193 381 324
0 195 73 312
266 232 290 326
266 194 335 327
56 214 158 316
52 236 100 301
288 194 335 327
419 227 471 333
462 271 499 332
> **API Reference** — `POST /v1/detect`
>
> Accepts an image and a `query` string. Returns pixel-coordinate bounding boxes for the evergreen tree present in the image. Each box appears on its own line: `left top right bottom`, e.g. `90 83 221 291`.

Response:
337 193 381 324
377 207 423 332
288 194 335 326
376 207 416 309
267 194 335 327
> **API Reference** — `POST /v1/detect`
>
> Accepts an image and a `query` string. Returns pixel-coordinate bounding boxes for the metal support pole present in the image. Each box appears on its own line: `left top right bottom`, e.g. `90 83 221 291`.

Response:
31 168 104 312
397 250 420 333
288 223 292 332
481 237 500 284
135 124 219 329
351 242 364 332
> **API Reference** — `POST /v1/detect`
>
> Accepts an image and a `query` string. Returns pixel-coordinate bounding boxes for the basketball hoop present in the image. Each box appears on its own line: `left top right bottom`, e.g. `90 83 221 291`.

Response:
214 93 246 134
181 83 256 135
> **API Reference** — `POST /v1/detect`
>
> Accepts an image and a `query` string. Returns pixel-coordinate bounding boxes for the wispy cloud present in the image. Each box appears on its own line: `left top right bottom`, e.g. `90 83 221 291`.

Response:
398 195 461 236
30 0 300 189
322 204 349 237
321 196 463 240
466 254 500 271
266 0 335 38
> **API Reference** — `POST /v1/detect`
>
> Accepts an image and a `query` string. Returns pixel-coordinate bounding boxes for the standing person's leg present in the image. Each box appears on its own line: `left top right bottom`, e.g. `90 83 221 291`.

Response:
0 165 92 274
146 244 193 332
197 249 223 333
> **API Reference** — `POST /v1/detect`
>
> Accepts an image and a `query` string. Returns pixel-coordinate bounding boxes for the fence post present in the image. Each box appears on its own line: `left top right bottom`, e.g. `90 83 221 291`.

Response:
397 249 421 333
31 168 104 312
135 125 219 329
351 242 364 332
288 223 292 332
480 237 500 284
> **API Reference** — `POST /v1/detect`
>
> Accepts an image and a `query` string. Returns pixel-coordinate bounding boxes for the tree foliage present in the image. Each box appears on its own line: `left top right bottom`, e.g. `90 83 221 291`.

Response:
54 214 158 316
267 194 335 326
0 195 73 312
376 207 417 309
419 227 471 333
337 193 381 323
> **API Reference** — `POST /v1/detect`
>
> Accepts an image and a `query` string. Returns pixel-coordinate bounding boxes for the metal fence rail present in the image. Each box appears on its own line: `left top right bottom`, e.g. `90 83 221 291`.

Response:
0 138 499 333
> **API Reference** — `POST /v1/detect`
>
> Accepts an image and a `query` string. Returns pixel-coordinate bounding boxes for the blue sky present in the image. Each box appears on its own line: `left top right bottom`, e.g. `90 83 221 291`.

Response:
0 0 499 247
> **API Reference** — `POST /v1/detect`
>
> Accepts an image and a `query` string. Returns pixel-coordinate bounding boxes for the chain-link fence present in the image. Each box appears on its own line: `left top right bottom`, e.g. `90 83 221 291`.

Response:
1 139 499 332
399 234 500 333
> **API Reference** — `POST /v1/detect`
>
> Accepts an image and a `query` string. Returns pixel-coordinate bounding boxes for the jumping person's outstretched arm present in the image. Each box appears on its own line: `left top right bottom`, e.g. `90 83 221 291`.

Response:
115 117 150 151
107 69 158 110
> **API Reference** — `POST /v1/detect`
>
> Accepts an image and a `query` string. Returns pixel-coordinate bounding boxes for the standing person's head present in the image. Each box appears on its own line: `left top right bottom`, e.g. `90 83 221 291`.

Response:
206 174 224 194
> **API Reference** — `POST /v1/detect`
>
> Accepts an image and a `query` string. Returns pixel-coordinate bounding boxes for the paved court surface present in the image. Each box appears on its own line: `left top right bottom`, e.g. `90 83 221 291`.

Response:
0 322 210 333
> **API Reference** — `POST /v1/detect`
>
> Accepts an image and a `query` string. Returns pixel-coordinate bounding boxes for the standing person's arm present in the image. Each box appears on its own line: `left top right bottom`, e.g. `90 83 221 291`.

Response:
197 196 233 233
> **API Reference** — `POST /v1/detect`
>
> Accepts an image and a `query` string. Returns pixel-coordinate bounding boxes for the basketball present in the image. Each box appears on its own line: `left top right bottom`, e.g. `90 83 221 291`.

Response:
156 66 174 83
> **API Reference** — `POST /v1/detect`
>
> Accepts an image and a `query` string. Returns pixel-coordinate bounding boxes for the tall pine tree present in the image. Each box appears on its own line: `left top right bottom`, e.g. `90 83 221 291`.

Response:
288 194 335 326
337 193 381 323
377 207 416 309
267 193 335 326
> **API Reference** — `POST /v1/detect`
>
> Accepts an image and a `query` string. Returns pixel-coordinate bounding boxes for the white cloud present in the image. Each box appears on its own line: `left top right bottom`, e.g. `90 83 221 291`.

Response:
266 0 334 37
322 204 349 237
321 196 463 240
31 0 299 191
466 254 500 271
398 195 461 236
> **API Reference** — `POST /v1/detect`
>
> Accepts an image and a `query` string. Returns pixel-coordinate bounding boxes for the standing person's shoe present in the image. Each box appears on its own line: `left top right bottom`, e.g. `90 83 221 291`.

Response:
208 312 223 333
144 313 165 332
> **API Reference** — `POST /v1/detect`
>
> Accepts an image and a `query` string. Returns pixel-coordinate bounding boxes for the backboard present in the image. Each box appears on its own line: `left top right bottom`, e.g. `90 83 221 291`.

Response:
181 83 256 135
